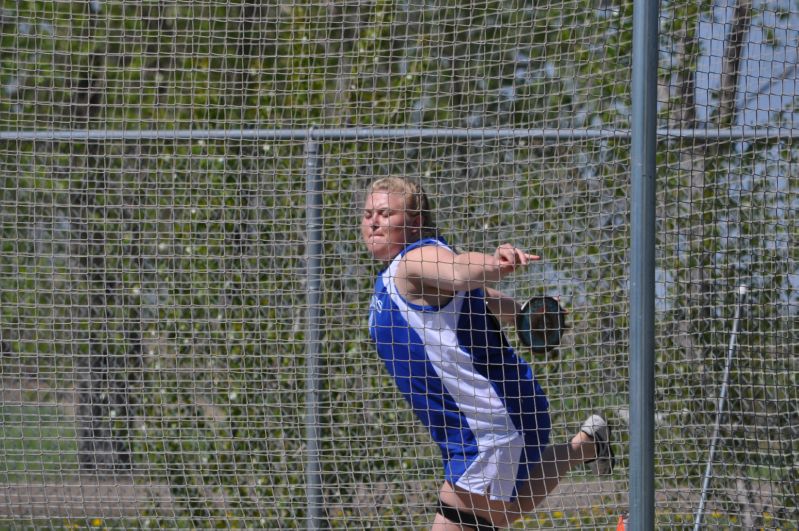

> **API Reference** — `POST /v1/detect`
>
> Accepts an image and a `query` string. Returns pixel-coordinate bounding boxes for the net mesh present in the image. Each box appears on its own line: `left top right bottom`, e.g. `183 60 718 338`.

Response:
1 0 797 529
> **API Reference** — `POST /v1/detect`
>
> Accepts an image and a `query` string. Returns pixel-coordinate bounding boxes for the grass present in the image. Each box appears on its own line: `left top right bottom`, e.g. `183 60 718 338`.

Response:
514 507 621 529
2 399 796 530
0 401 80 483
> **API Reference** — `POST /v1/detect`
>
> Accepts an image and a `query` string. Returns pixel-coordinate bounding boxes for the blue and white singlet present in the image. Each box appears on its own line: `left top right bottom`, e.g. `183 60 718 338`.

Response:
368 237 551 502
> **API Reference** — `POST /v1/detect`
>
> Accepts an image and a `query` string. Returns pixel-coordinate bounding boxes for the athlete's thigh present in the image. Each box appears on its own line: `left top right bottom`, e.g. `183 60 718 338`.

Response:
437 481 522 528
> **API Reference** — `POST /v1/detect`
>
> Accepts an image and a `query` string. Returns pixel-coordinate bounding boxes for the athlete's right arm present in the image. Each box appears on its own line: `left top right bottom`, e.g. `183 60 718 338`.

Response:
400 243 539 293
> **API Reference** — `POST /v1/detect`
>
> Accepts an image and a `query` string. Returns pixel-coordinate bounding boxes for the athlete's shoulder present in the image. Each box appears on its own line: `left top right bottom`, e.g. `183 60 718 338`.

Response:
402 236 450 255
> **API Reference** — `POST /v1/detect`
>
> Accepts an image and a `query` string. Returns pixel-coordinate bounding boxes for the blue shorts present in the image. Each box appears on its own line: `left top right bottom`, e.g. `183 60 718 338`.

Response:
441 379 551 502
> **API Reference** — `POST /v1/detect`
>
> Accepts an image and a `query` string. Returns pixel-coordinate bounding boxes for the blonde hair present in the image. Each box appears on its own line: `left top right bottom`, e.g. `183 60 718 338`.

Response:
365 177 437 238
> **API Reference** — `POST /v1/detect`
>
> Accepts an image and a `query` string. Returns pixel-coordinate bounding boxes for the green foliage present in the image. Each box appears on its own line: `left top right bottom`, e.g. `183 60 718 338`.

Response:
0 402 80 482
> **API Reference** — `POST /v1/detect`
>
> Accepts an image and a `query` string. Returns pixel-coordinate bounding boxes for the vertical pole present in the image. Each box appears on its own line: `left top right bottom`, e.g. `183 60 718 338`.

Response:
305 129 323 530
630 0 659 528
693 286 748 531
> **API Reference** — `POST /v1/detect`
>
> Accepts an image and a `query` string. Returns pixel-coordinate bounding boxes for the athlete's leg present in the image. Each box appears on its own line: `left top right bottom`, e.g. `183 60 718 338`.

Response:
435 427 606 529
515 430 597 513
436 481 520 530
517 414 613 513
433 501 502 530
432 510 465 531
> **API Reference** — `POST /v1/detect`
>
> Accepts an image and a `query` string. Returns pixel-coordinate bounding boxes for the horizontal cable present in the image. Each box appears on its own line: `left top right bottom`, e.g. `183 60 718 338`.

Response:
0 127 797 142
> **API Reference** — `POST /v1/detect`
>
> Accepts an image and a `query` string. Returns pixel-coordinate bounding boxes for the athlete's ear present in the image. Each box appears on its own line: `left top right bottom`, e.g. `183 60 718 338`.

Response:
407 212 423 235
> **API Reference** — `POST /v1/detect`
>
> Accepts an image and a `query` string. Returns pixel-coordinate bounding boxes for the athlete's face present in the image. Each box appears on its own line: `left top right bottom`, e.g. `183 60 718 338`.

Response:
361 190 421 262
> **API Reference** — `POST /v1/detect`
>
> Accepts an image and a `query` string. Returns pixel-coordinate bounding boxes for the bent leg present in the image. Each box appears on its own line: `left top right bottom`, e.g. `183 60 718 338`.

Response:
434 430 599 529
433 502 502 530
516 429 598 513
432 510 466 531
434 425 606 529
435 481 521 529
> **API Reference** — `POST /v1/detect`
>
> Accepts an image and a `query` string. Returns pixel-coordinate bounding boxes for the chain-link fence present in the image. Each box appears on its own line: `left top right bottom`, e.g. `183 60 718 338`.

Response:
1 1 796 529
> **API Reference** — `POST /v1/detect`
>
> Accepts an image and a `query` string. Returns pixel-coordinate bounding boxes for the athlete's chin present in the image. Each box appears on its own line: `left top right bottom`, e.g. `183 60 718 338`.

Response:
364 241 396 262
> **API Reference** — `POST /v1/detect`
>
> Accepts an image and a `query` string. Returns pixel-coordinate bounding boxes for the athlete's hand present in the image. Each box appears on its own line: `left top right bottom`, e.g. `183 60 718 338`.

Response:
494 244 540 274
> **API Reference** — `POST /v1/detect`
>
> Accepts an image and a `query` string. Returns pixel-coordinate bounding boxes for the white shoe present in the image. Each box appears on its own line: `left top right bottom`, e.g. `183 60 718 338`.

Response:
581 414 615 475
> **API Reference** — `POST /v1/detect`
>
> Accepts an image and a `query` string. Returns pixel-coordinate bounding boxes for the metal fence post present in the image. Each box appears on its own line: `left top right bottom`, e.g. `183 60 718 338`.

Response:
630 0 659 528
305 129 324 531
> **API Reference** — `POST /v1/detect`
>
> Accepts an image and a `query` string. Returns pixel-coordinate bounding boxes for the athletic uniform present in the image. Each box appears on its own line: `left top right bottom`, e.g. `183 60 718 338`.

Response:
368 237 551 502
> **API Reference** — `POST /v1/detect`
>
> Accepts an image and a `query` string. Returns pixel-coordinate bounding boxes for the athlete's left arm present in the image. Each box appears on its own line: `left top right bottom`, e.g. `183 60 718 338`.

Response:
484 287 521 328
